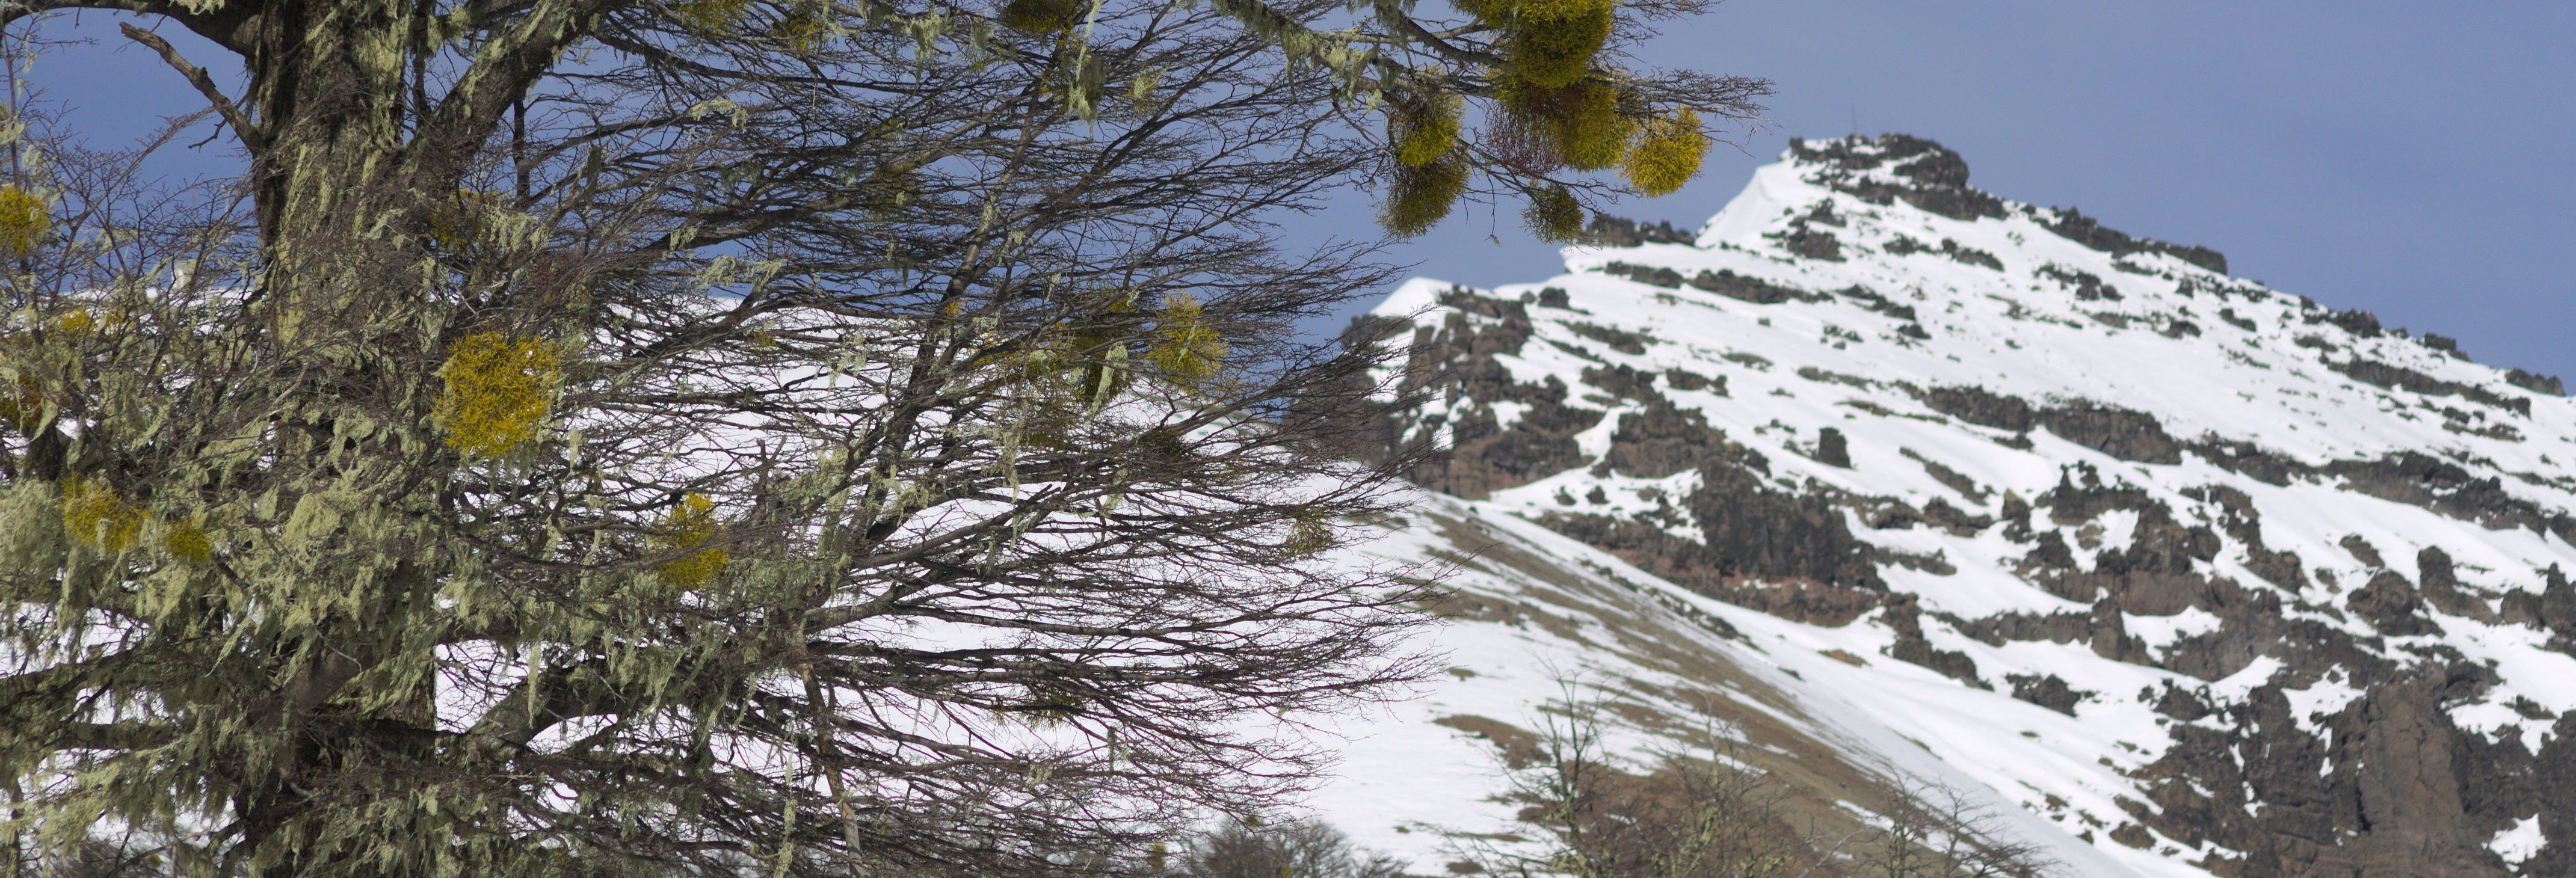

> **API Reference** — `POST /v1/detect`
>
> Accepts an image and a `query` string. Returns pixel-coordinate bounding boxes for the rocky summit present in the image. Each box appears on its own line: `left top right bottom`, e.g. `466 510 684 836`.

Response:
1303 135 2576 878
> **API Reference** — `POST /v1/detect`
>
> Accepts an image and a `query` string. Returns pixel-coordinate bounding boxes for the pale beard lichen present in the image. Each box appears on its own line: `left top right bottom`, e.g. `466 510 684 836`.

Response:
655 493 730 588
59 475 146 553
436 333 563 458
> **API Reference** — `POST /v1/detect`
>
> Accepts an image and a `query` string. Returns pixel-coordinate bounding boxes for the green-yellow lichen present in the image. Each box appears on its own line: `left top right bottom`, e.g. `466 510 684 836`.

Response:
1146 291 1227 388
673 0 757 31
1622 108 1707 197
999 0 1084 33
1389 94 1462 167
1506 0 1614 89
1551 81 1630 171
1493 76 1633 172
1522 184 1585 242
60 476 146 553
653 493 730 588
436 332 563 458
0 185 49 253
164 520 215 566
1379 153 1469 238
1282 514 1336 557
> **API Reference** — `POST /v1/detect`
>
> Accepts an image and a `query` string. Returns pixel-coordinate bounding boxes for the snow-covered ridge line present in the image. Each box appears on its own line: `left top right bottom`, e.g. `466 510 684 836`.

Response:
1319 135 2576 878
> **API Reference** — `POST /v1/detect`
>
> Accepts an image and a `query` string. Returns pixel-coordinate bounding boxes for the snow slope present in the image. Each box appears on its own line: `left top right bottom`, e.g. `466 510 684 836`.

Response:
1305 135 2576 878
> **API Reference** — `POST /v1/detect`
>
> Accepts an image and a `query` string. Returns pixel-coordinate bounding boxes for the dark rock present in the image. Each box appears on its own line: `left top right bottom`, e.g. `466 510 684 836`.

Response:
2038 262 2121 301
2340 535 2386 569
1538 510 1884 627
1567 322 1651 355
1602 262 1684 289
2038 205 2228 274
1600 401 1728 480
2504 367 2565 396
2414 547 2489 619
2037 400 2183 464
1790 134 2009 221
2311 307 2383 337
1917 384 2036 432
2538 565 2576 635
1660 367 1724 394
1687 269 1820 304
2327 357 2530 416
2217 308 2260 332
2347 571 2439 637
2007 673 2094 716
2187 437 2301 486
1580 364 1659 401
1581 215 1694 247
1535 286 1572 309
2023 531 2079 575
1884 594 1986 687
1814 427 1851 468
1686 459 1885 594
2154 682 2214 721
1776 226 1844 261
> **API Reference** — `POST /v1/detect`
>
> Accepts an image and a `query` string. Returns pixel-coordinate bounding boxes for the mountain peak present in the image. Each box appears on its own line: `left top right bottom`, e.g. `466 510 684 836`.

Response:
1316 135 2576 878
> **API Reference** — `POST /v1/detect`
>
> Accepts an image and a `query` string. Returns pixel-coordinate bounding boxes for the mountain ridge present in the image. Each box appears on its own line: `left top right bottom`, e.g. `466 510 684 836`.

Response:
1307 134 2576 878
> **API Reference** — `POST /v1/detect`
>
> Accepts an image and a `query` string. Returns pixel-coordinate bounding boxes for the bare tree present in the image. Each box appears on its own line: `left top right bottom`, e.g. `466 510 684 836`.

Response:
1452 690 2056 878
1179 818 1405 878
0 1 1478 874
1850 778 2055 878
1452 693 1803 878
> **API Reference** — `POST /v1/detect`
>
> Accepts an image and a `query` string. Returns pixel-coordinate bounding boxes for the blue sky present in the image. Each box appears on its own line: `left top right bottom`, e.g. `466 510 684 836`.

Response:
22 2 2572 381
1308 1 2576 382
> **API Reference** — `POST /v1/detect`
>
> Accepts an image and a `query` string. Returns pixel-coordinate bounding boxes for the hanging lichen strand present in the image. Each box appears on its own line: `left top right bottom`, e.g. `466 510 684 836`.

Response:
434 333 564 458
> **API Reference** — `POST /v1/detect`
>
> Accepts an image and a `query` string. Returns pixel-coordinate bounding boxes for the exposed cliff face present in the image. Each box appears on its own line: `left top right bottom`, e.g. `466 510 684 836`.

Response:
1317 135 2576 878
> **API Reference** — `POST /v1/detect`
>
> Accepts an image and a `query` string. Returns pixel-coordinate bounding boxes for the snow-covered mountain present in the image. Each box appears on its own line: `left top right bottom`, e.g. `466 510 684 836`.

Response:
1304 135 2576 878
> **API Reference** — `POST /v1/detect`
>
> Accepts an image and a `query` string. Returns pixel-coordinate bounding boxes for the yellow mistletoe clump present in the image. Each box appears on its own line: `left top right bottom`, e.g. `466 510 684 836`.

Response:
1380 153 1469 238
1147 292 1227 388
1523 184 1584 242
999 0 1084 33
653 493 730 588
1390 94 1462 167
1623 108 1709 197
163 520 215 566
436 332 563 458
1507 0 1615 89
673 0 756 31
0 185 49 253
60 476 146 553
